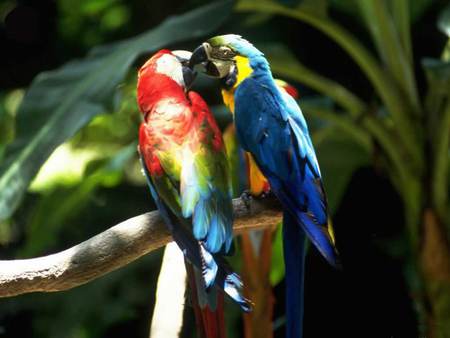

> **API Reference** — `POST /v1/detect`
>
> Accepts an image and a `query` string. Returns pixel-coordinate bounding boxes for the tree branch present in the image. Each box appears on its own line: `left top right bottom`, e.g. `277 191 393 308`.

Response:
0 197 281 298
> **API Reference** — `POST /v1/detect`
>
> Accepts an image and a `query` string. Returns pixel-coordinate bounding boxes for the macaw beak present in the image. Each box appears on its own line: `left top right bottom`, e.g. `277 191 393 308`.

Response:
188 43 210 69
172 50 197 89
189 43 233 79
182 65 196 89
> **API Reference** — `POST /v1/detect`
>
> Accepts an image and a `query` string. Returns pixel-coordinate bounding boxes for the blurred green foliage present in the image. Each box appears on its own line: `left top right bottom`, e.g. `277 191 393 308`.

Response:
59 0 131 46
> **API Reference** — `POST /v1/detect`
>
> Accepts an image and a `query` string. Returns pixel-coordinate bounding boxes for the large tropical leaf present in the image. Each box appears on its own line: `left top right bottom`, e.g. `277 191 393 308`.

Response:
0 0 233 221
264 43 367 116
19 143 136 257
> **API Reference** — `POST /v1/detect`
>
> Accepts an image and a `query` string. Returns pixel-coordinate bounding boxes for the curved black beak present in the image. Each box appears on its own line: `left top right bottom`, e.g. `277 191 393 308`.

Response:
188 43 209 69
182 65 197 89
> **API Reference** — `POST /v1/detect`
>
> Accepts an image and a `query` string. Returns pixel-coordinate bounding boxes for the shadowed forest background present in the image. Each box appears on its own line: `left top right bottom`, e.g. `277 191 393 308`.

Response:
0 0 449 337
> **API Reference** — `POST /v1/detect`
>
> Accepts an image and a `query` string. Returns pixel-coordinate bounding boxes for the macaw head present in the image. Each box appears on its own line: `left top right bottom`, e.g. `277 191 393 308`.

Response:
139 49 197 90
137 50 197 115
188 35 264 87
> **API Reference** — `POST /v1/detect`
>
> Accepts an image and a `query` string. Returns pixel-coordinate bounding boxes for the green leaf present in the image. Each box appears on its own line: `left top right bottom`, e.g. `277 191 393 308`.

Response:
19 144 136 257
442 39 450 62
438 3 450 37
299 99 372 213
422 57 450 219
0 0 233 221
301 100 372 152
422 58 450 115
389 0 413 65
357 0 420 113
329 0 436 23
312 126 371 214
264 44 367 116
270 223 284 285
296 0 328 18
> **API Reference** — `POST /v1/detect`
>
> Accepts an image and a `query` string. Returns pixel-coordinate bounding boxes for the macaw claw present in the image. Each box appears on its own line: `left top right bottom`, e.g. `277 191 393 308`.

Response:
240 190 253 210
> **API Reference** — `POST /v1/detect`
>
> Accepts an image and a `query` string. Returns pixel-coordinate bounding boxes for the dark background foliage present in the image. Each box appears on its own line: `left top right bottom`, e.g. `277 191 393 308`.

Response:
0 0 448 337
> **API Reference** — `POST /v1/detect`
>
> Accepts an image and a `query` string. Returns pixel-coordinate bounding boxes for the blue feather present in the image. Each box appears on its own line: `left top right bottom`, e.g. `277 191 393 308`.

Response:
192 191 233 254
180 154 233 254
234 76 339 267
283 211 306 338
222 36 341 337
139 153 250 311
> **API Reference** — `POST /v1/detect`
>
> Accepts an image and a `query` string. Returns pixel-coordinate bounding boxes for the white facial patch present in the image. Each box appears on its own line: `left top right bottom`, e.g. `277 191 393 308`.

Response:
155 53 185 87
172 50 192 61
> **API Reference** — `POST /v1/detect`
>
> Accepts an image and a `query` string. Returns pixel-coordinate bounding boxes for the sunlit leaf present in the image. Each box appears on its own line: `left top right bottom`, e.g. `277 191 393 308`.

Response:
29 144 100 191
438 3 450 37
422 58 450 115
270 223 284 285
0 0 233 221
19 143 135 257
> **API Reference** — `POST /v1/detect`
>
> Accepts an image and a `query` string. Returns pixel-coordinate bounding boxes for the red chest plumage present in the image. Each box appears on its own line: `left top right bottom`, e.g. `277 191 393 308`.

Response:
138 72 223 177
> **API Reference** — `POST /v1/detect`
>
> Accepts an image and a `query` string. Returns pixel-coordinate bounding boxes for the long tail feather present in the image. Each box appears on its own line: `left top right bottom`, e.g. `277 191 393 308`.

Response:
186 262 226 338
283 211 307 338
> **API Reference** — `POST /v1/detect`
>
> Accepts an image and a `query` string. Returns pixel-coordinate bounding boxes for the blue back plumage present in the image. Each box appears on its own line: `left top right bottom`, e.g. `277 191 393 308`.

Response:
227 36 339 266
221 35 340 338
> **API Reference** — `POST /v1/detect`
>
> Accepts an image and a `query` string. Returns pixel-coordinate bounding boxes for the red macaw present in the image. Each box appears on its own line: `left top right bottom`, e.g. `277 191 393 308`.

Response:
137 50 251 338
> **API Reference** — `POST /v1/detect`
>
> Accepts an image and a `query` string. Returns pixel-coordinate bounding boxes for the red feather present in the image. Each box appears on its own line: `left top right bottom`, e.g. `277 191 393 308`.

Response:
186 263 226 338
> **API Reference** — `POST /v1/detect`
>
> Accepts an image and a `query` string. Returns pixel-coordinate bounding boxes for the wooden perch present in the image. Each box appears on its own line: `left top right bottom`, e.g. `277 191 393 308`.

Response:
0 197 281 298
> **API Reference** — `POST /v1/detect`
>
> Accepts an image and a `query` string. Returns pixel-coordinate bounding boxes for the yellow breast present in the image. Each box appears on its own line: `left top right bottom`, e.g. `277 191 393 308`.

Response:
221 56 253 114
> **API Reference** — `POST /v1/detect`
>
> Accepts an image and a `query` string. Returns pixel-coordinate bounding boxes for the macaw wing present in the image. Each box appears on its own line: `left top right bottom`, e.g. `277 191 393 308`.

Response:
180 93 234 254
139 147 250 310
234 78 339 267
137 141 220 288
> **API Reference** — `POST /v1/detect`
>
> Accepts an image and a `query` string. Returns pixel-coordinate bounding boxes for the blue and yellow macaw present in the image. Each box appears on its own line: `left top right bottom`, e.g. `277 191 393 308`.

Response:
190 35 340 338
223 79 301 338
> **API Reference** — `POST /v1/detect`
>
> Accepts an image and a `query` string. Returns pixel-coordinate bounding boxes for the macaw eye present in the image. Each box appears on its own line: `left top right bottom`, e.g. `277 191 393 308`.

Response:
211 46 236 60
220 47 232 56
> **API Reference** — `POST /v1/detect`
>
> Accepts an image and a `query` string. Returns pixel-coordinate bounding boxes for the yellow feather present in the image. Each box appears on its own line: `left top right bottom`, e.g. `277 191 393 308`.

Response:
327 219 337 245
221 56 253 114
247 152 269 196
